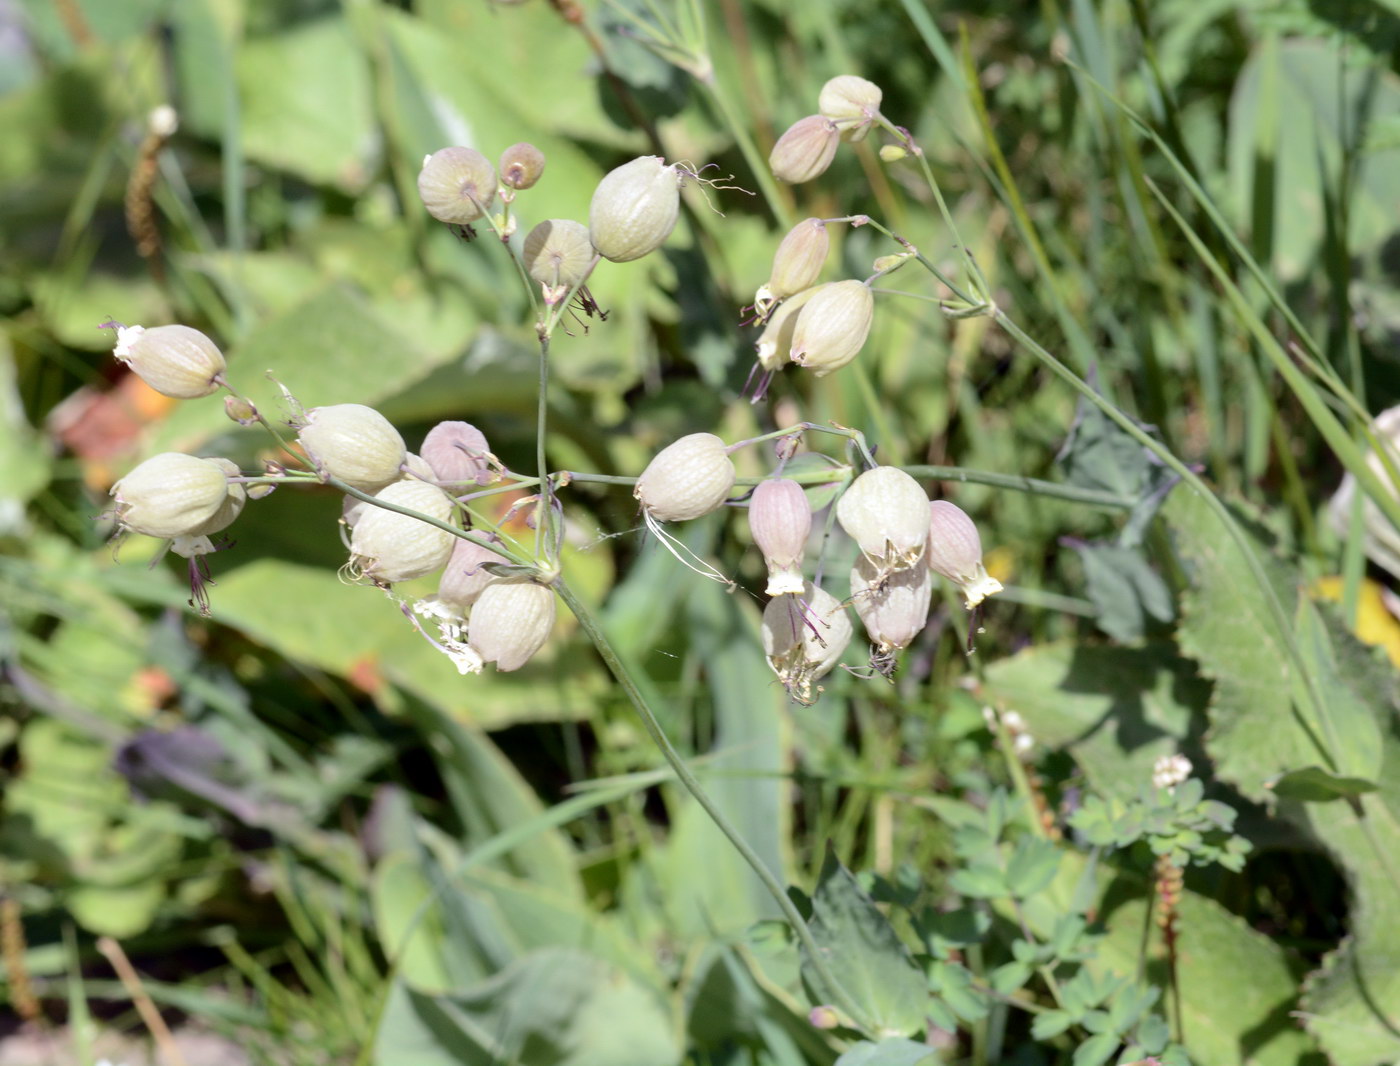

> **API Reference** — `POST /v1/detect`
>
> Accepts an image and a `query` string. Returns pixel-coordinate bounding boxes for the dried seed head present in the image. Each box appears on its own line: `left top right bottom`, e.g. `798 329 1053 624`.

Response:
749 478 811 595
469 580 556 671
110 452 241 540
420 421 492 488
769 115 839 184
418 146 497 225
927 500 1003 607
437 534 508 611
818 75 883 141
634 432 736 522
755 218 829 316
589 155 681 263
499 142 545 190
297 403 407 492
112 323 226 399
523 219 595 291
761 583 852 705
850 553 933 653
790 280 874 377
348 480 456 584
836 466 929 575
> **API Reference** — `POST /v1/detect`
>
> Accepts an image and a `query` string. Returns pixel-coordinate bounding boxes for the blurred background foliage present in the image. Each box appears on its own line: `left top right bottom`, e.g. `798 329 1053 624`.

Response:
2 0 1400 1063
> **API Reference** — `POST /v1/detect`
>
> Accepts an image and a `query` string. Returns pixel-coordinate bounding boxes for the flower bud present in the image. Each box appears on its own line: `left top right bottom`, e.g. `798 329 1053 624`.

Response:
755 287 819 371
749 478 811 595
634 432 736 522
761 583 852 705
755 218 829 315
348 480 456 584
499 142 545 190
469 580 556 671
297 403 406 492
927 500 1003 607
417 146 497 225
850 554 932 653
437 534 508 610
224 396 258 425
523 219 595 290
589 156 681 263
110 452 239 539
836 466 929 575
818 75 882 141
790 280 874 377
420 421 492 488
769 115 839 184
112 323 226 399
879 144 908 162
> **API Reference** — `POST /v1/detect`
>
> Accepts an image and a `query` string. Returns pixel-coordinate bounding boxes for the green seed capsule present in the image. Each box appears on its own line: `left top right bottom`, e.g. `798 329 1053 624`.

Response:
769 115 839 184
523 219 595 290
418 146 497 225
589 156 681 263
818 75 883 142
111 452 238 540
348 480 456 584
113 323 226 399
790 280 874 376
634 433 736 522
297 403 406 492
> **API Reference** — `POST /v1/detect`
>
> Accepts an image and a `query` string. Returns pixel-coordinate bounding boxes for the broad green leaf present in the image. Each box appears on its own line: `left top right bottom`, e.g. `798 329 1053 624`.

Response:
980 641 1205 796
802 849 926 1040
372 851 495 994
1296 651 1400 1064
210 559 604 729
149 283 459 455
834 1038 938 1066
1066 540 1174 644
236 17 376 190
1166 487 1318 801
1289 595 1382 786
1031 853 1317 1066
374 948 681 1066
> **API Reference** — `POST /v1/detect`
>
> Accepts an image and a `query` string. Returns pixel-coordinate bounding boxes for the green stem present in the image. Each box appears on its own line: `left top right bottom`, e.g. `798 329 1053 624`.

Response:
551 576 876 1033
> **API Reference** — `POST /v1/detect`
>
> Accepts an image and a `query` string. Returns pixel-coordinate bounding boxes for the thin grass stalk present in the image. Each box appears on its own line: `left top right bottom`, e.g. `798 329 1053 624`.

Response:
551 574 877 1033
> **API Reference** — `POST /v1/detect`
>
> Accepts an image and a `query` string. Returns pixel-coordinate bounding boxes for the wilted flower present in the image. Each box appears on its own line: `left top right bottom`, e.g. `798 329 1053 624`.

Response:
421 421 493 489
634 433 736 523
850 554 933 664
789 280 874 376
589 156 681 263
749 478 811 595
761 583 852 705
755 287 820 372
469 580 556 671
836 466 929 577
769 115 839 183
297 403 406 492
755 218 829 318
436 534 508 611
418 147 496 225
817 75 883 141
111 323 226 399
926 500 1003 608
347 480 456 584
